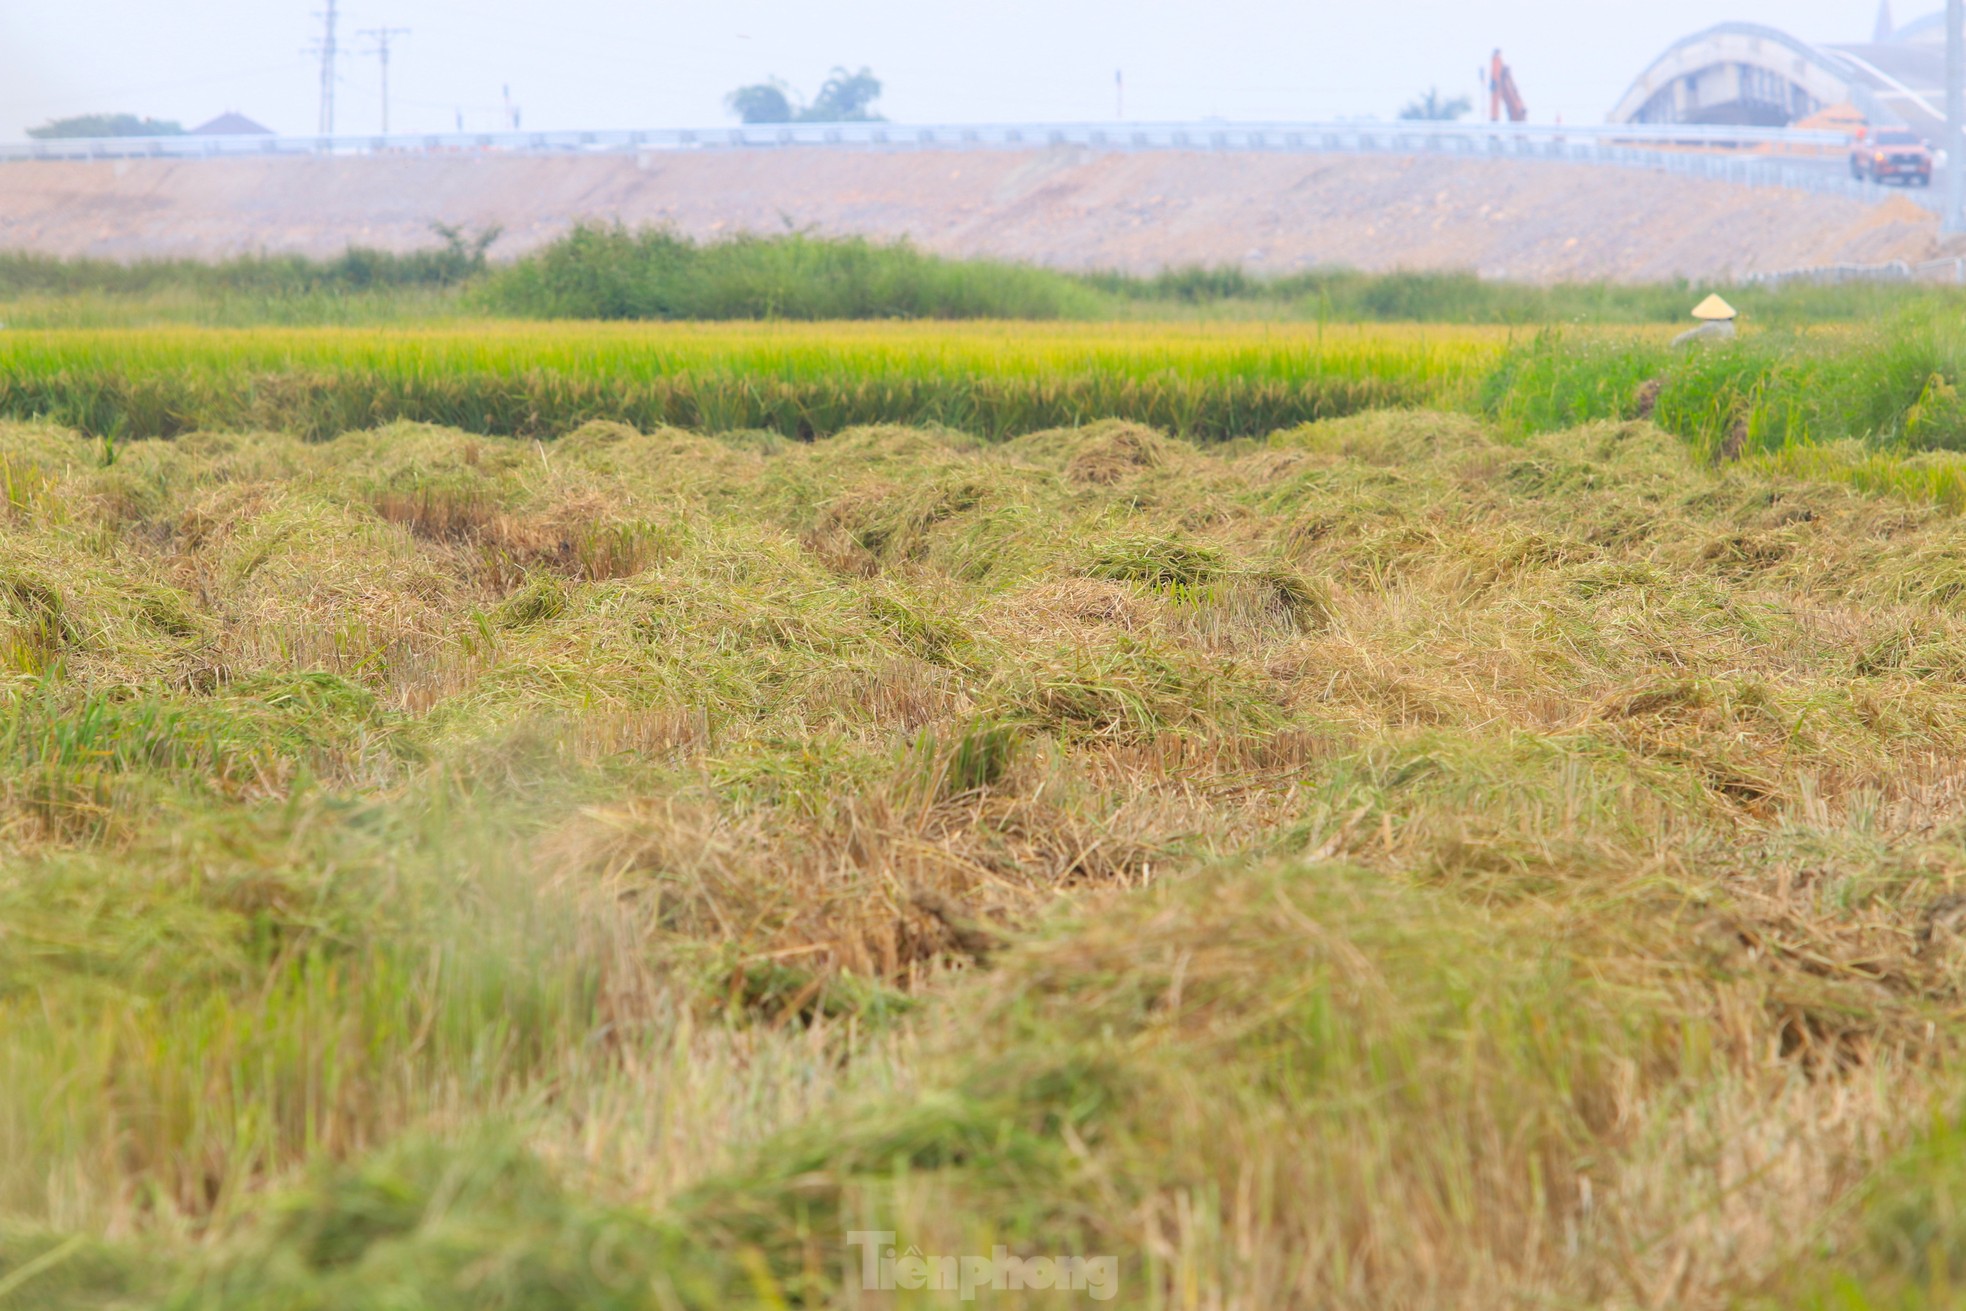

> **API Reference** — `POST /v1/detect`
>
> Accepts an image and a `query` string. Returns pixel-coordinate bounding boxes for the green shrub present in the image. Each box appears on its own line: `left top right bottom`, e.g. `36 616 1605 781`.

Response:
482 224 1098 321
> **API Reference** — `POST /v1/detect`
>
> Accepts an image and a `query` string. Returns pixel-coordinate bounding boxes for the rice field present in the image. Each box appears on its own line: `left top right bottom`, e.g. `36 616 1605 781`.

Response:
8 316 1966 466
6 309 1966 1309
0 322 1508 440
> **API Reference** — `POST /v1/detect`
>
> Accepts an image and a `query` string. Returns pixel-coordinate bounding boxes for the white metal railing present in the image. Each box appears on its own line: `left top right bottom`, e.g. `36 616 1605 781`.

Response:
0 118 1932 212
0 117 1856 161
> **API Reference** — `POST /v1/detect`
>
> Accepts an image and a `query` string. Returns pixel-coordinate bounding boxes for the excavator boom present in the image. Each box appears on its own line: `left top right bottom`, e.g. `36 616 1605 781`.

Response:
1489 49 1528 123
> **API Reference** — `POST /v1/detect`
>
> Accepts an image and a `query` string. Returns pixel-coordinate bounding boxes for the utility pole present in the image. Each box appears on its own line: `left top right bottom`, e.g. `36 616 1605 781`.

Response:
312 0 338 136
1949 0 1965 232
360 26 411 134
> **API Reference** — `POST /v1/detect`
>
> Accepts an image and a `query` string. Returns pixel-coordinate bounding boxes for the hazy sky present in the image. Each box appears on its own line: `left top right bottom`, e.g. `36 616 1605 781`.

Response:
0 1 1921 140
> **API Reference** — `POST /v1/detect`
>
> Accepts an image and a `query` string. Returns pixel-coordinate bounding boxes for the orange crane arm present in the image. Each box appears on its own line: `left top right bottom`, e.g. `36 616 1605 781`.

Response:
1489 50 1528 123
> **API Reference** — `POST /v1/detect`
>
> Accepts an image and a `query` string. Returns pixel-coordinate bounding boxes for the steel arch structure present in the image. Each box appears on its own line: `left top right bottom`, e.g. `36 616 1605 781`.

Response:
1611 19 1951 140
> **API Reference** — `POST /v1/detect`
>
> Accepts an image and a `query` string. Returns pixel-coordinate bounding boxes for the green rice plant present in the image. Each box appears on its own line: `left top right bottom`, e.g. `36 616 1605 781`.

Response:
0 322 1500 441
28 313 1966 458
1751 439 1966 511
1484 314 1966 457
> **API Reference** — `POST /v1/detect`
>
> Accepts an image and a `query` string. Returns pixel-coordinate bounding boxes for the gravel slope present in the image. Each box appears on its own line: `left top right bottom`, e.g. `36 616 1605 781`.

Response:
0 146 1945 281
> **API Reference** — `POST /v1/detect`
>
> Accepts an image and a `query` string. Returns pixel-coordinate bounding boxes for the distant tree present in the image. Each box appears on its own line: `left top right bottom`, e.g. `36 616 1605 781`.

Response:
725 68 884 125
726 80 795 125
1397 88 1472 122
801 67 883 122
27 113 185 139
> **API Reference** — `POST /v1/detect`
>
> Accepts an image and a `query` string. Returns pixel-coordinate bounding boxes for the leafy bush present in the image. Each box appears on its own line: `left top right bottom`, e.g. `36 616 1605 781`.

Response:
481 224 1094 320
27 113 184 139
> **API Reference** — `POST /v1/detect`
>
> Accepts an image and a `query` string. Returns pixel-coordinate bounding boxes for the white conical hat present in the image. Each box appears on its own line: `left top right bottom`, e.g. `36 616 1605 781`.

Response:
1691 294 1738 321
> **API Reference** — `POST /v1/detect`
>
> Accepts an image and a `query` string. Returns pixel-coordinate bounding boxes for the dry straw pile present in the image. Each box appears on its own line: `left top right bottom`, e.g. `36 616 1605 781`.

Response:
3 406 1966 1306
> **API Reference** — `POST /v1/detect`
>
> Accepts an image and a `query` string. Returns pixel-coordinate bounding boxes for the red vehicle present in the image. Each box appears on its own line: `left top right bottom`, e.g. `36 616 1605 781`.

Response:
1851 127 1933 186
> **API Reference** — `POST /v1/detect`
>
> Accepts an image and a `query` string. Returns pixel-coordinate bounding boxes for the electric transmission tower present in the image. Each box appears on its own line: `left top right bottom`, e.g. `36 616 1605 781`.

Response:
360 26 411 133
309 0 339 136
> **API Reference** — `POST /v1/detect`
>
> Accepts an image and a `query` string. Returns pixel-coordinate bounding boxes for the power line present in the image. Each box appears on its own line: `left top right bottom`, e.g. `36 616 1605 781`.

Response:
359 26 412 133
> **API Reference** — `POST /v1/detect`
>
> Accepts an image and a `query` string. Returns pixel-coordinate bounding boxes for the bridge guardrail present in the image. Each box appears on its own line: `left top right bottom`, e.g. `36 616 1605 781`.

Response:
1745 255 1966 287
0 119 1932 212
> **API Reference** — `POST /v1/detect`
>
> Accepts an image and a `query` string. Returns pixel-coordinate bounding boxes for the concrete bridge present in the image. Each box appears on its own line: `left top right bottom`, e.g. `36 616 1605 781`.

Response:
1611 16 1950 141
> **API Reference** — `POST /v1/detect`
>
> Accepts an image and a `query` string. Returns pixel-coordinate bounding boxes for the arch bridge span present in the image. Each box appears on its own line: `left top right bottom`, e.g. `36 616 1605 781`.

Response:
1611 20 1948 140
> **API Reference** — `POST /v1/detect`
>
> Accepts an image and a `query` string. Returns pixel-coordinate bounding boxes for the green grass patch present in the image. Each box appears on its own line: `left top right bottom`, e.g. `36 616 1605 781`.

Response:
1484 317 1966 457
13 228 1966 330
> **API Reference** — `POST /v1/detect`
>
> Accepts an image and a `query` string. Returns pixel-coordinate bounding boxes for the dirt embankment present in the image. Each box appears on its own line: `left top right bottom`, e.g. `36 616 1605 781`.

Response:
0 147 1946 282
